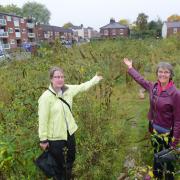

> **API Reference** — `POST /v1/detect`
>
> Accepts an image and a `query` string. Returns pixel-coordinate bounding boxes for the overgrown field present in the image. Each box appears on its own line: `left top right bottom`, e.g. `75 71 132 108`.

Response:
0 37 180 179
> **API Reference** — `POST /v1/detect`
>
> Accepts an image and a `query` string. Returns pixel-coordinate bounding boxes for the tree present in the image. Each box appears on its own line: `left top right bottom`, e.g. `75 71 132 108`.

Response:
22 2 51 24
136 13 149 31
0 5 5 12
119 19 129 26
63 22 74 29
148 19 163 37
0 4 22 16
167 14 180 22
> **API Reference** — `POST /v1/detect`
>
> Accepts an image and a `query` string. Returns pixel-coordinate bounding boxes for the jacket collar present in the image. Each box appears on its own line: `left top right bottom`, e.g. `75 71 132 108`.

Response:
153 82 176 96
49 84 68 95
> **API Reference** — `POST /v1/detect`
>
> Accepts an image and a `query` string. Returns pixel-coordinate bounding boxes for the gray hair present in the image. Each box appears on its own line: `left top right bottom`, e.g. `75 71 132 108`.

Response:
156 62 174 80
49 67 64 79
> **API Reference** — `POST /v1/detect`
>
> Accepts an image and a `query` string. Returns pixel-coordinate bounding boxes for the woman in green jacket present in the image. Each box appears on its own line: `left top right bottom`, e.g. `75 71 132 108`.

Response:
38 67 103 180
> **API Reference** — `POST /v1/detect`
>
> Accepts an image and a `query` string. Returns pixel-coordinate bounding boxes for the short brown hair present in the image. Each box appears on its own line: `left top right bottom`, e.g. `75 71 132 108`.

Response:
49 67 64 79
156 62 174 80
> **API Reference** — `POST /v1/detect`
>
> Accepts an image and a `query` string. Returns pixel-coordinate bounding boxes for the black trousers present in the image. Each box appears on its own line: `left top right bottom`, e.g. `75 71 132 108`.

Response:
151 134 174 180
48 133 76 180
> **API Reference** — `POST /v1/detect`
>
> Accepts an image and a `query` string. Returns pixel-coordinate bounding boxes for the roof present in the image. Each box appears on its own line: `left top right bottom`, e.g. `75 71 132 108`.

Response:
0 12 22 18
37 24 54 31
37 24 72 33
100 22 128 29
71 25 82 30
164 21 180 28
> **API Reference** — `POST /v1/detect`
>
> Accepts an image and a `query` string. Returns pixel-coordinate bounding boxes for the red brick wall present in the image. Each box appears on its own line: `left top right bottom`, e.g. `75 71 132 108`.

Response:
100 28 129 38
167 27 180 37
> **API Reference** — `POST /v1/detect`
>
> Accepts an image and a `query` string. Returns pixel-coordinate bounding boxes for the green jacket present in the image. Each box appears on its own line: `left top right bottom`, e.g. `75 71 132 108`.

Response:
38 75 101 141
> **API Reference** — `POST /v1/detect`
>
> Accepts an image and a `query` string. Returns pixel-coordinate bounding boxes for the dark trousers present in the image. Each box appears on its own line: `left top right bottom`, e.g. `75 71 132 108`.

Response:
48 133 76 180
151 134 174 180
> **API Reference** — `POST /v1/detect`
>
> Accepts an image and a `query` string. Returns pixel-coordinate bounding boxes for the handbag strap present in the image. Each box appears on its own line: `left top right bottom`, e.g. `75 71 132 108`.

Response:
48 88 72 113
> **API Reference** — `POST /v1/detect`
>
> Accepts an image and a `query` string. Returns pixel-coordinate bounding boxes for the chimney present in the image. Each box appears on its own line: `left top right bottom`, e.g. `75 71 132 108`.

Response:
110 18 115 24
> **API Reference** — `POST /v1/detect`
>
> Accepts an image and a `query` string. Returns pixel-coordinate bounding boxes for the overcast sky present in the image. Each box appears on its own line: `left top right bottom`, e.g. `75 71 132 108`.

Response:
0 0 180 30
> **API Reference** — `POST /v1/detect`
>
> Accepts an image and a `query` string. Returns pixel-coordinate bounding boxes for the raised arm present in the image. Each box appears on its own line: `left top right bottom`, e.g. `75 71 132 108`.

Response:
71 74 103 97
123 58 153 91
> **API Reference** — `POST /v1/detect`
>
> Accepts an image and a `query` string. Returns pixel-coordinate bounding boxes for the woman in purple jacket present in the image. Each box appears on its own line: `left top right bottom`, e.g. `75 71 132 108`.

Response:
123 58 180 179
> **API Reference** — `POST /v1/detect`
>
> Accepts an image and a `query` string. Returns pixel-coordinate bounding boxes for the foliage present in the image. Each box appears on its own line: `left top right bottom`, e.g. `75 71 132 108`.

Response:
119 19 129 26
0 38 180 179
131 15 163 39
148 19 163 37
167 14 180 22
135 13 149 31
0 4 22 16
63 22 74 29
22 2 51 24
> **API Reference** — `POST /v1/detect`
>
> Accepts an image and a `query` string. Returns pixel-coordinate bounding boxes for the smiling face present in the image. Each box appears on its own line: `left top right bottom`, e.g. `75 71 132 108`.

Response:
51 70 65 90
157 67 171 86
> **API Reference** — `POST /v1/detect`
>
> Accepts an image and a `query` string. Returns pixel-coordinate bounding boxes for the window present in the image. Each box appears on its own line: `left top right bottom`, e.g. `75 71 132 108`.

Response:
21 18 24 23
120 29 124 35
10 39 15 44
173 28 177 34
8 28 13 33
112 29 116 35
14 17 20 27
104 30 108 36
7 16 12 21
15 28 20 32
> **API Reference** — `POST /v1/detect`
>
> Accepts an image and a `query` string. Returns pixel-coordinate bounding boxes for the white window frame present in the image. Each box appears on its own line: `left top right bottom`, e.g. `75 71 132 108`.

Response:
7 16 12 21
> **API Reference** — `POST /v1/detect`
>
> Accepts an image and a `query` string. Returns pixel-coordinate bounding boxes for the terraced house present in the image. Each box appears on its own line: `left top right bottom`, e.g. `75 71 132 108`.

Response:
0 12 36 51
35 24 73 43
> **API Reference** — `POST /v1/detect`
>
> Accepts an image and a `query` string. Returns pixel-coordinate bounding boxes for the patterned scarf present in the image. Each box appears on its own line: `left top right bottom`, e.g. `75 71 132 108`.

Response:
157 80 174 95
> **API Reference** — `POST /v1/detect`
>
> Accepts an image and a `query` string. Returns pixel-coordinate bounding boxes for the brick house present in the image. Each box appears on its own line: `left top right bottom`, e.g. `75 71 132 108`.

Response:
35 24 73 43
100 19 129 38
162 21 180 38
0 12 36 51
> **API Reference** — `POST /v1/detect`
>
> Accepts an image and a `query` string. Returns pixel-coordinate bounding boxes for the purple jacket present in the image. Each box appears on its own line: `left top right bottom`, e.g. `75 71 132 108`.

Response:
128 68 180 147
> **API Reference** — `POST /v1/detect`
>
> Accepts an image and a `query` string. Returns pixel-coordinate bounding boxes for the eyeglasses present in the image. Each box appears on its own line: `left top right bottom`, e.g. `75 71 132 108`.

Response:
158 70 170 75
53 76 64 79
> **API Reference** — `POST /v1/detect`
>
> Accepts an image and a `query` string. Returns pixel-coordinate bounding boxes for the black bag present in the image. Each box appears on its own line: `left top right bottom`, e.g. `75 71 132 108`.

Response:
154 148 179 163
35 151 59 178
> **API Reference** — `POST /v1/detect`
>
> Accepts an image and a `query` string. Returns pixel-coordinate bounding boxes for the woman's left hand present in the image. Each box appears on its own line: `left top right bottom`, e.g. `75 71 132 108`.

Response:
96 73 103 81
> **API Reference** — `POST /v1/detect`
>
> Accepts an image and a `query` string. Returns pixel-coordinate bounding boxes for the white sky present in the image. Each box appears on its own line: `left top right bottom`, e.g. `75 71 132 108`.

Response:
0 0 180 30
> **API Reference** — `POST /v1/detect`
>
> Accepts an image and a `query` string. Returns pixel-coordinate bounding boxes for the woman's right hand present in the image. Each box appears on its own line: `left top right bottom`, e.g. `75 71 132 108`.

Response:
40 142 49 151
123 58 132 69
